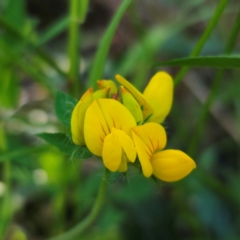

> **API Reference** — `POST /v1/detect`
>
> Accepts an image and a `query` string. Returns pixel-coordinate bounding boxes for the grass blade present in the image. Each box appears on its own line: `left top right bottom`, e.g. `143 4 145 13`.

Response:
154 55 240 69
88 0 132 88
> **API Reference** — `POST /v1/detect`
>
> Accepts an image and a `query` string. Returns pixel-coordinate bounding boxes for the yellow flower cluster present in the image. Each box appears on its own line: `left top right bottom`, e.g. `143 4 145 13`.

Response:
71 72 196 182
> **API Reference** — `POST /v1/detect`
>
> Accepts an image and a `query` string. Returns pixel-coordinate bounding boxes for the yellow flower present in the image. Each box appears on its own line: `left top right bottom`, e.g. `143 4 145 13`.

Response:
115 74 153 120
70 72 195 181
120 86 143 124
115 71 173 123
71 87 111 146
71 88 93 146
132 122 196 182
84 98 137 172
97 80 117 97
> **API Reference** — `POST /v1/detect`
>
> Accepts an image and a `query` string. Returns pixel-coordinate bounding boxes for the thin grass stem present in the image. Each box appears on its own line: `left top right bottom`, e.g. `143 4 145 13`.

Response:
0 123 11 238
188 7 240 157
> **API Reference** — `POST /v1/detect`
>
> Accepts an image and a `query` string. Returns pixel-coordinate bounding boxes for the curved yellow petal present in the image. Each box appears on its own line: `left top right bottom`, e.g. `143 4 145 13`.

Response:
93 87 110 99
97 80 117 97
113 128 136 163
71 88 93 146
84 99 136 156
132 130 152 177
120 86 143 124
132 123 167 153
102 131 122 172
143 72 173 123
95 98 136 136
115 74 152 120
151 150 196 182
118 151 128 172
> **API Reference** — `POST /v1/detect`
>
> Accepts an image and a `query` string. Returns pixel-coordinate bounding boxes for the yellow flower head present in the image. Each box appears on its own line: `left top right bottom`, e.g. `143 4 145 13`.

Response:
70 72 196 181
115 71 173 123
71 87 93 146
132 123 196 182
84 98 136 172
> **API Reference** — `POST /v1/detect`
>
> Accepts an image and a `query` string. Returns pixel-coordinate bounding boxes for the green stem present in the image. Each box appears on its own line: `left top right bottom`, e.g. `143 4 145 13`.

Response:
0 123 11 237
174 0 229 86
48 168 110 240
68 0 84 97
188 7 240 157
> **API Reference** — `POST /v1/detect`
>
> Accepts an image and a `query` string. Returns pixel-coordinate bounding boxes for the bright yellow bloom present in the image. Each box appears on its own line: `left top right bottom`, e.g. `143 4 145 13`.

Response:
84 98 137 172
143 72 173 123
97 80 117 97
115 71 173 123
71 88 93 146
70 72 196 181
93 87 110 99
120 86 143 124
115 74 153 120
132 122 196 182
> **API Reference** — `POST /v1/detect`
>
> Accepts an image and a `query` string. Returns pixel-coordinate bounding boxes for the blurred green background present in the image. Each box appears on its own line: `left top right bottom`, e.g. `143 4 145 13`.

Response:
1 0 240 239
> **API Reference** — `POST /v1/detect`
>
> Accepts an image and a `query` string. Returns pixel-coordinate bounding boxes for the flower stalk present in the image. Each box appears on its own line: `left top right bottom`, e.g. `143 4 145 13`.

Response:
68 0 88 97
48 168 109 240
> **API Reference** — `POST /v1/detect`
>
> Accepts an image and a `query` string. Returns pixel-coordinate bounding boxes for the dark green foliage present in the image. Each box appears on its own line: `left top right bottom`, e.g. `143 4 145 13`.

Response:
37 132 92 159
54 91 78 128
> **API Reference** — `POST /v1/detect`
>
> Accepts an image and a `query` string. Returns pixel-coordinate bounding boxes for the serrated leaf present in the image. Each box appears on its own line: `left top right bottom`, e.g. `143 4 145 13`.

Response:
38 133 92 159
55 91 78 127
154 55 240 69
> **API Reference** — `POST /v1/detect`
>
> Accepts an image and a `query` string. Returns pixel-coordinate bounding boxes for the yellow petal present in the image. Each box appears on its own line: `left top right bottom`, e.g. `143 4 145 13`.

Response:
115 74 152 120
113 128 136 163
102 131 122 172
84 99 136 156
93 87 110 99
132 123 167 153
97 80 117 97
151 150 196 182
132 130 152 177
118 151 128 172
96 99 137 136
143 72 173 123
71 88 93 146
120 86 143 124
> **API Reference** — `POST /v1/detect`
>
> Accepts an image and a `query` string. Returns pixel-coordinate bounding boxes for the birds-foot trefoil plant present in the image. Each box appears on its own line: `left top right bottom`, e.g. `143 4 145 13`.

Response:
40 71 196 240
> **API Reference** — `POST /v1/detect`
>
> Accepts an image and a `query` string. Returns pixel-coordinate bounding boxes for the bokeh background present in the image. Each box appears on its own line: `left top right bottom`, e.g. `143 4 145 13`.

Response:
1 0 240 239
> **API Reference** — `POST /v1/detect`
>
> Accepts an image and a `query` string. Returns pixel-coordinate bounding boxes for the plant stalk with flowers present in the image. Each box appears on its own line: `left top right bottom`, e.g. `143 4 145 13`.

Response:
2 0 238 238
44 72 196 240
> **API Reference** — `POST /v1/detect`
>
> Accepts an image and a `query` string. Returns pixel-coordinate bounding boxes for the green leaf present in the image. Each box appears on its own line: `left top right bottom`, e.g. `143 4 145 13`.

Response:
88 0 132 88
4 0 26 28
55 91 78 127
0 68 19 108
38 133 92 159
79 0 89 23
154 55 240 69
